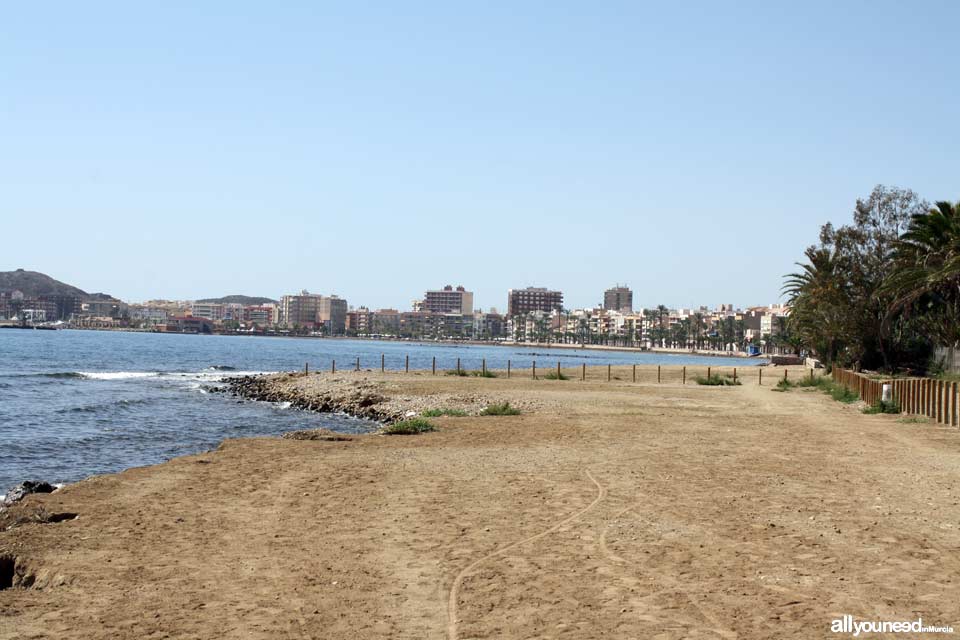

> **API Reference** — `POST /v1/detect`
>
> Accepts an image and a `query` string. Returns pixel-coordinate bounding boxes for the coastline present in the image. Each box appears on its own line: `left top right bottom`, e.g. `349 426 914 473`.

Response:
53 327 772 360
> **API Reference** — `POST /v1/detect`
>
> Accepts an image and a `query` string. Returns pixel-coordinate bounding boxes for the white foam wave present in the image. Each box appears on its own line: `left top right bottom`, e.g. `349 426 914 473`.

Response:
76 370 275 382
78 371 159 380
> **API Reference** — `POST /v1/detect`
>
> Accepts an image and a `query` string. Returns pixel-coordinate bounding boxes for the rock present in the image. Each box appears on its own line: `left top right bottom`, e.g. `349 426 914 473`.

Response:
4 481 56 506
282 429 353 442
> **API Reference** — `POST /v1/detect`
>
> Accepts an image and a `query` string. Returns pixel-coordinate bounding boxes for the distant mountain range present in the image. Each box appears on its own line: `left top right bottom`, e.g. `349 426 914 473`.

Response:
195 295 278 305
0 269 113 300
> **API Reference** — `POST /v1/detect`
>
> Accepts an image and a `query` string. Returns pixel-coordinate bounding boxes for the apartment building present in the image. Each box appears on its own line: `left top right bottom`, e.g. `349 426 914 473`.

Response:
603 285 633 313
422 285 474 315
507 287 563 317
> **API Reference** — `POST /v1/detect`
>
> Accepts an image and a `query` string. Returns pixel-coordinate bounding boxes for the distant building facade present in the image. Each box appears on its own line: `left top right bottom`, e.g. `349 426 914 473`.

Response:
422 285 474 315
603 285 633 313
280 291 347 333
507 287 563 317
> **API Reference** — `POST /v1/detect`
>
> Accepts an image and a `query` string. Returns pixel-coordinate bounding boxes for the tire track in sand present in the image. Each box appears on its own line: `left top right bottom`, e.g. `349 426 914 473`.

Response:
447 468 606 640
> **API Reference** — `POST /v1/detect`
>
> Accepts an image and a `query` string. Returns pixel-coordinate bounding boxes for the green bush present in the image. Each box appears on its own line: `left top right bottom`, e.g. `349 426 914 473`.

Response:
863 400 901 415
773 378 795 392
543 371 570 380
421 408 468 417
382 418 436 435
695 374 741 386
469 370 498 378
445 369 469 377
828 383 859 403
480 402 521 416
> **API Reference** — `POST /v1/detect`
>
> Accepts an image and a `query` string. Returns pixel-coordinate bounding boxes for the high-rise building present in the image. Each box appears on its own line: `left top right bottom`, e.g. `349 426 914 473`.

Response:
317 296 347 335
422 285 474 314
603 285 633 313
506 287 563 317
280 290 347 332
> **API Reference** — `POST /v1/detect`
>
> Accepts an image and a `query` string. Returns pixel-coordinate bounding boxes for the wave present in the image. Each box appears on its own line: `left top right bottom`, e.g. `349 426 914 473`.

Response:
0 369 276 383
206 365 237 371
77 371 160 380
55 398 154 414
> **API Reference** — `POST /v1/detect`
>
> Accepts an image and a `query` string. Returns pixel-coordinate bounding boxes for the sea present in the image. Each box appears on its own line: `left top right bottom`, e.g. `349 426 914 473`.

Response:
0 329 764 494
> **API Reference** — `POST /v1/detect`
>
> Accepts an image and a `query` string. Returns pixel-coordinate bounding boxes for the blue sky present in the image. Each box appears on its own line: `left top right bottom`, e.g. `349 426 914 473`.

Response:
2 2 957 311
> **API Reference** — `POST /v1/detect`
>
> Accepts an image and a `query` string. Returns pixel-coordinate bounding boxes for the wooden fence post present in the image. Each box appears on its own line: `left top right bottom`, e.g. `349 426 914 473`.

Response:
432 356 436 375
457 358 461 375
405 355 409 373
707 366 711 379
784 369 788 382
607 364 611 382
938 380 944 423
331 360 336 374
533 360 537 380
950 382 960 427
683 366 686 385
557 361 561 380
305 362 309 375
582 363 586 381
657 365 661 383
356 356 360 371
507 360 511 378
733 367 737 383
632 364 636 383
482 358 486 376
381 354 385 373
759 368 762 386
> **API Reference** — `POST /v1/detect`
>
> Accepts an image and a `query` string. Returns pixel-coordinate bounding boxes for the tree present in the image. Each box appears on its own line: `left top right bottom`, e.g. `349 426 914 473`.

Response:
784 185 928 370
884 200 960 365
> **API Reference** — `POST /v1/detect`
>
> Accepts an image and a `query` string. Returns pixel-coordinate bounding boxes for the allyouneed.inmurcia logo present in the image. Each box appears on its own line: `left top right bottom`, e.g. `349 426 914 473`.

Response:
831 615 954 636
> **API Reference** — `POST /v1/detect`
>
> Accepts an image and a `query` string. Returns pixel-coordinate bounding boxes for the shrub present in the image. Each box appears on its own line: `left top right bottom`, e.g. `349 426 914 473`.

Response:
480 402 521 416
543 371 570 380
695 374 741 386
828 383 859 403
863 400 901 415
469 370 498 378
445 369 469 377
382 418 436 435
421 408 468 417
773 378 795 392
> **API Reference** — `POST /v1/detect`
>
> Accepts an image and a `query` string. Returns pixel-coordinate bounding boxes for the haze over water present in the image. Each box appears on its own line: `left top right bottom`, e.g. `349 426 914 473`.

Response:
0 330 762 492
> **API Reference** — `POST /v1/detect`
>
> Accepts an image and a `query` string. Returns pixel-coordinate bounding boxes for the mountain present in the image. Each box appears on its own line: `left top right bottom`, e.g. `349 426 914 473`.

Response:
0 269 112 299
195 295 278 305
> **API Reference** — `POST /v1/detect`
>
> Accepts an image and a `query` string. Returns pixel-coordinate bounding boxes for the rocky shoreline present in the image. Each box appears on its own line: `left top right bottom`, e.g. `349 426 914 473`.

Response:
219 371 550 426
221 373 401 424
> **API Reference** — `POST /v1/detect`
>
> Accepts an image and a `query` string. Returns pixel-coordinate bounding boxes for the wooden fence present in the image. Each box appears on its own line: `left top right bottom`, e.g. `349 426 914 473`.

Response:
833 367 959 426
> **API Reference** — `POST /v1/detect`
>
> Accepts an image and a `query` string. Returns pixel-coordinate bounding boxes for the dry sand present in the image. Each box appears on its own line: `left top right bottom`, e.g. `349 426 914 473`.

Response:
2 365 959 639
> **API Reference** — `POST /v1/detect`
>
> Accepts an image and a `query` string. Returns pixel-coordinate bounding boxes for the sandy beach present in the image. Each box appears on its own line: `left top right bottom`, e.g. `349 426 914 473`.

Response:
2 364 958 639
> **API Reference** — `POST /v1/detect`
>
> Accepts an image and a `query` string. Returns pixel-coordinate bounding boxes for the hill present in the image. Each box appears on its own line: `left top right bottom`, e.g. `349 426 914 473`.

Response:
195 295 278 305
0 269 111 299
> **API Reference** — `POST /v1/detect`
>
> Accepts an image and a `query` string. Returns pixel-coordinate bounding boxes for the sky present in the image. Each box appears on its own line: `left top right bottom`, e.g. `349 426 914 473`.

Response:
2 2 957 312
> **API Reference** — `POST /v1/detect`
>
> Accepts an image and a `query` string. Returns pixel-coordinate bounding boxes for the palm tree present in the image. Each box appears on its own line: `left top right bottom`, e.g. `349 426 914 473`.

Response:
783 246 851 366
885 200 960 359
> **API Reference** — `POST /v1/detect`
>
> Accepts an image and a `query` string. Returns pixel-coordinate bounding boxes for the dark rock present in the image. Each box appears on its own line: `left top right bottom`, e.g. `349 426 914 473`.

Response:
4 481 56 506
